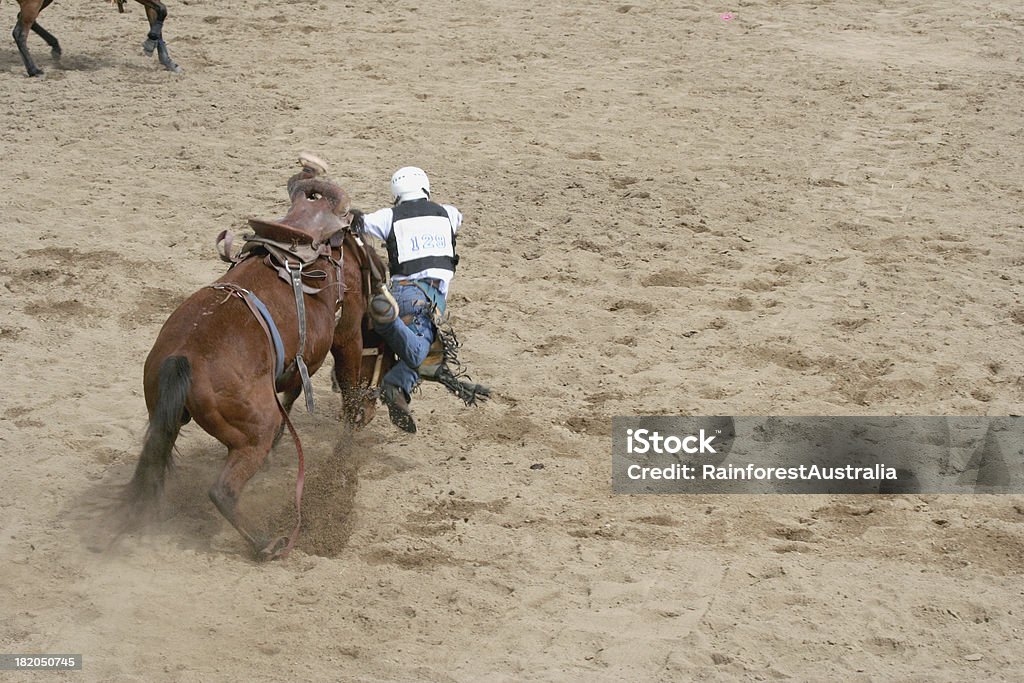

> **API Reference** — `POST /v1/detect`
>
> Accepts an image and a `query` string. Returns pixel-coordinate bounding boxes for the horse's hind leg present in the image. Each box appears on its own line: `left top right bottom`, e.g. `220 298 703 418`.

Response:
13 0 44 77
30 24 60 62
28 0 60 59
203 392 288 559
209 438 286 560
135 0 181 73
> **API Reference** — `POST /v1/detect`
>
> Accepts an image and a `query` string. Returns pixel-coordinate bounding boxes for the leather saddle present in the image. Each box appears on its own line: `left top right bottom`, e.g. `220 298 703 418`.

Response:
217 178 355 297
249 178 351 252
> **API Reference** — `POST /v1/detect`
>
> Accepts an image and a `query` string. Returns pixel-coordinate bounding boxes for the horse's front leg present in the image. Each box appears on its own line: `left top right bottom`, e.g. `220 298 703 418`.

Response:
27 0 61 64
13 0 45 77
332 340 372 429
136 0 182 73
30 21 61 62
329 288 372 428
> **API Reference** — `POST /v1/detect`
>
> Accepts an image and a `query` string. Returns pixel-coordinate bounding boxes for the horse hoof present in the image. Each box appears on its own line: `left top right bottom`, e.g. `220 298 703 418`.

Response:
165 62 184 74
256 536 290 562
142 38 157 56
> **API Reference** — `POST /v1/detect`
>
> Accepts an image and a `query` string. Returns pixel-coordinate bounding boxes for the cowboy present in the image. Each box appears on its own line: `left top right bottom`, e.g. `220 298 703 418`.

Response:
359 166 463 433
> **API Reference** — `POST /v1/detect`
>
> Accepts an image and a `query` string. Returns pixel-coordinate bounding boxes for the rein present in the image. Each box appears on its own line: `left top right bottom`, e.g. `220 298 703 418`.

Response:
345 231 384 301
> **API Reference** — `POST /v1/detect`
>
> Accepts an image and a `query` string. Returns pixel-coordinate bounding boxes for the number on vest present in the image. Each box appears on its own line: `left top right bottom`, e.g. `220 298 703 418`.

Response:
394 216 454 263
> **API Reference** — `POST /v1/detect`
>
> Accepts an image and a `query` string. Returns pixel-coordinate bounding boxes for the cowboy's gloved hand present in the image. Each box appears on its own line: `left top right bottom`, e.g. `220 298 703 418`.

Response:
349 209 365 233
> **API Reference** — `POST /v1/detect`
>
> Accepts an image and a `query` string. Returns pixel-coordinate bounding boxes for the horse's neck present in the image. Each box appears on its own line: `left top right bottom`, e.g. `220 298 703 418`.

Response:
342 232 386 292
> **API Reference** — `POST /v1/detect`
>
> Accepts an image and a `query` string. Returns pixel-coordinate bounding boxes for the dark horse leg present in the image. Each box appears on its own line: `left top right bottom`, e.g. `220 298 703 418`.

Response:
333 354 365 428
12 0 46 77
332 320 373 429
135 0 181 73
30 20 60 61
29 0 61 64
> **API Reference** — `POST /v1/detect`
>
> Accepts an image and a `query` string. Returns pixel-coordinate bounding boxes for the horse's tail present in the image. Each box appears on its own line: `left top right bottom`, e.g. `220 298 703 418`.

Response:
125 356 191 510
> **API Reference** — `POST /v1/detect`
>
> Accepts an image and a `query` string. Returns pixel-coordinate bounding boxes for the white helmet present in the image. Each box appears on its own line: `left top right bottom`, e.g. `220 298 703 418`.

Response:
390 166 430 204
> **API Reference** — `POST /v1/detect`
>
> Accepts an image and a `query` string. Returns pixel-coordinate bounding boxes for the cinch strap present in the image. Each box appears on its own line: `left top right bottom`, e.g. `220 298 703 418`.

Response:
210 284 286 384
247 293 287 383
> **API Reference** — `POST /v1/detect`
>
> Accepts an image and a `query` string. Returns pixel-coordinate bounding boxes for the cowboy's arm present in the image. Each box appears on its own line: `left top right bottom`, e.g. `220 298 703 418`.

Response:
361 207 394 242
444 205 463 234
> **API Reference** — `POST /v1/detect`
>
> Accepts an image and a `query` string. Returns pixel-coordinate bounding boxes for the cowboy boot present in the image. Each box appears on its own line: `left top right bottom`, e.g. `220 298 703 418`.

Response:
370 288 399 326
381 383 416 433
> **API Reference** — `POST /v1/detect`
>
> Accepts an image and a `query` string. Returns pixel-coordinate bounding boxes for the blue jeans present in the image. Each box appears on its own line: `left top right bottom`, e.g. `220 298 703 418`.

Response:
374 282 436 397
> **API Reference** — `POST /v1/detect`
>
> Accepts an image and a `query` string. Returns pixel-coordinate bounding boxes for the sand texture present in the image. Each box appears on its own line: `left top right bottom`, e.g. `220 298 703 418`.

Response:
2 0 1023 680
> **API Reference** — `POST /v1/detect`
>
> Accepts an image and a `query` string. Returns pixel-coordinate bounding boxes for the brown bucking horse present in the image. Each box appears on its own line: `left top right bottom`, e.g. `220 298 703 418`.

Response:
124 168 382 560
9 0 180 77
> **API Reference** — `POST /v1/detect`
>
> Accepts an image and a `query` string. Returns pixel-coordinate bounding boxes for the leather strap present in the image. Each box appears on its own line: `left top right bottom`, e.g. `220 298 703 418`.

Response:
285 262 315 415
345 232 386 300
216 230 241 264
277 400 305 560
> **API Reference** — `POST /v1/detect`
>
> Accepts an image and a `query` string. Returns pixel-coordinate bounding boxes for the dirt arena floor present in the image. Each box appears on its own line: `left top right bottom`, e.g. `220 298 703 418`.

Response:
2 0 1023 680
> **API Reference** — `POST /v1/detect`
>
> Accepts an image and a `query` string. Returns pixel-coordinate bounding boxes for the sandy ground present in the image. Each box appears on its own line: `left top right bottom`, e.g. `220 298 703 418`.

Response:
2 0 1023 680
